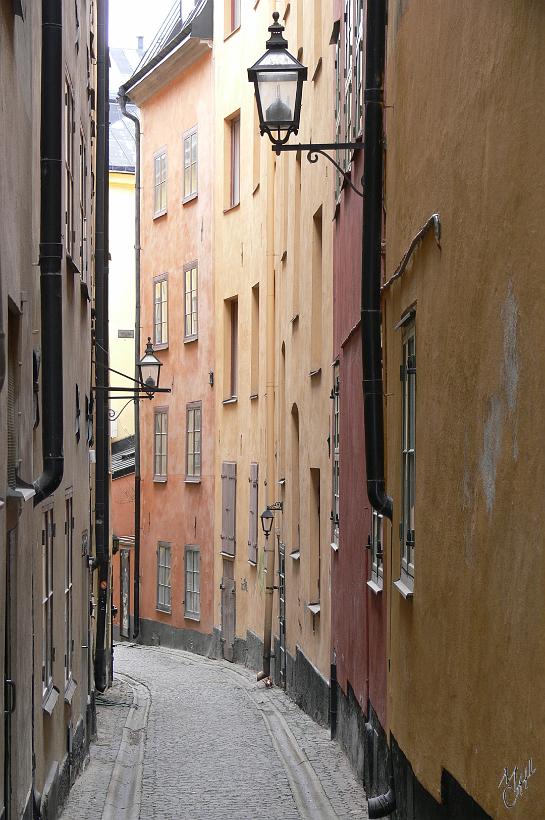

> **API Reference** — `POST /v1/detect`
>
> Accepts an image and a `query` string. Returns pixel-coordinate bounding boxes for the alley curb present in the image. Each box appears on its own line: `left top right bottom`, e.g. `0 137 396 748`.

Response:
101 672 151 820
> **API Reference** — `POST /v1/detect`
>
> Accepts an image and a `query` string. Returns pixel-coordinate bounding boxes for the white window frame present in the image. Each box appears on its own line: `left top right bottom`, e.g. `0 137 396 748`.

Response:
184 263 198 340
368 510 384 593
230 116 240 208
42 508 55 696
154 408 168 480
184 545 200 620
354 0 363 138
186 402 202 481
343 0 353 171
65 77 75 256
331 368 340 550
153 275 168 347
153 149 167 217
156 542 171 613
64 496 74 686
397 321 416 596
183 127 198 202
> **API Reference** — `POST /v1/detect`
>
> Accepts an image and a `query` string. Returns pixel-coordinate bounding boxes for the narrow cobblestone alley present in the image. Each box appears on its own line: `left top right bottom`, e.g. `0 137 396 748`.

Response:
61 644 368 820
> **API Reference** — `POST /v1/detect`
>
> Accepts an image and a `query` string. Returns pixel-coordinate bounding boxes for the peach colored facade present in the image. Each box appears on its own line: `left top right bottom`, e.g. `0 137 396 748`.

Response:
127 36 215 650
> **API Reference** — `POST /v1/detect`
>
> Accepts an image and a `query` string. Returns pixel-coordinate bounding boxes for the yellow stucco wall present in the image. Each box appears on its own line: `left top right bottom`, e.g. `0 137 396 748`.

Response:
384 1 545 816
109 171 136 441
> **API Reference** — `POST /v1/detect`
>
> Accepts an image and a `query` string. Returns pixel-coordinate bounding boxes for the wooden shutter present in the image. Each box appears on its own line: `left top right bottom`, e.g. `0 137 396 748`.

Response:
248 463 258 564
221 462 237 556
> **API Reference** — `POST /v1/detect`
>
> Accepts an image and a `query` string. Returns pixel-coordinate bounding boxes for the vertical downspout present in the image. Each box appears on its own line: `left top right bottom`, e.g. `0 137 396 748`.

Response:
94 0 110 692
33 0 64 504
259 150 276 681
118 91 141 641
362 1 396 817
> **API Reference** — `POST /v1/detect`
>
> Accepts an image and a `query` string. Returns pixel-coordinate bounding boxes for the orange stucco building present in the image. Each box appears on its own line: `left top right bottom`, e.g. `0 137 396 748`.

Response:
122 2 216 654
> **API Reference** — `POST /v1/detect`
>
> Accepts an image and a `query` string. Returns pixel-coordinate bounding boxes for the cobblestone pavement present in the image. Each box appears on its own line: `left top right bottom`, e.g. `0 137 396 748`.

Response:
61 642 368 820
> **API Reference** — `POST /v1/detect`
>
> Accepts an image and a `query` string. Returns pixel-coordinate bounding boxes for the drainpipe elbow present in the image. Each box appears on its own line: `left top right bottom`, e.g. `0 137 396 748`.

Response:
33 456 64 506
367 780 396 819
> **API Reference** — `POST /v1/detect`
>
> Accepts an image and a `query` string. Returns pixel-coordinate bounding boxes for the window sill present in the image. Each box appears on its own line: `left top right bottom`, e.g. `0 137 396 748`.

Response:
185 477 201 484
393 578 414 599
220 551 235 561
224 24 241 42
184 613 200 622
247 559 257 567
249 393 258 401
367 579 383 596
330 542 339 552
153 476 167 484
309 368 322 378
80 277 91 301
291 313 299 325
252 181 260 196
312 56 322 82
153 210 167 220
153 342 168 351
64 677 77 705
223 202 240 215
290 549 300 561
184 335 198 344
156 605 172 614
222 396 238 405
307 602 320 615
182 192 198 205
42 685 60 716
66 253 80 276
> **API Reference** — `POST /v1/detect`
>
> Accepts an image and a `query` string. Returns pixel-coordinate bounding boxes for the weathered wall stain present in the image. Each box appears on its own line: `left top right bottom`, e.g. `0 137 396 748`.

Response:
479 280 519 514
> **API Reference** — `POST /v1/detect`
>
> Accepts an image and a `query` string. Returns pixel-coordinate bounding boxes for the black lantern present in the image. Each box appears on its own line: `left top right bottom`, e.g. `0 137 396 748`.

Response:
138 337 162 393
260 507 274 536
248 12 307 148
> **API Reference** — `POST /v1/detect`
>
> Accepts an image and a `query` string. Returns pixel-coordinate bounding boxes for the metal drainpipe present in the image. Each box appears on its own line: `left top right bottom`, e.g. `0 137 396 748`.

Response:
118 90 141 641
94 0 110 693
362 0 396 817
0 258 5 394
258 149 277 681
33 0 64 505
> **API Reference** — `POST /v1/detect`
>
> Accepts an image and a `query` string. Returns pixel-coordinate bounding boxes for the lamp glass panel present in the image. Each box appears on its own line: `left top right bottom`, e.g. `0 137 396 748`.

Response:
257 71 298 128
140 359 159 388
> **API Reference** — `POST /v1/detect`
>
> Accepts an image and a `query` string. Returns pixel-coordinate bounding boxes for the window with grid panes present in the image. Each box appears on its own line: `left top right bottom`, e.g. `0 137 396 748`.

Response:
184 263 198 340
369 510 384 590
186 402 201 480
65 497 74 684
154 409 168 479
230 116 240 208
331 369 340 549
354 0 363 137
400 323 416 588
185 546 200 619
153 150 167 215
230 0 240 31
153 277 168 346
42 509 54 694
79 130 88 280
183 128 198 200
343 0 353 171
156 542 171 612
334 35 342 201
65 79 75 256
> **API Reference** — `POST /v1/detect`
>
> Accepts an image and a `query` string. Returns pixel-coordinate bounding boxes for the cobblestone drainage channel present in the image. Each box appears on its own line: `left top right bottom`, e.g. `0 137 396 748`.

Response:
101 672 151 820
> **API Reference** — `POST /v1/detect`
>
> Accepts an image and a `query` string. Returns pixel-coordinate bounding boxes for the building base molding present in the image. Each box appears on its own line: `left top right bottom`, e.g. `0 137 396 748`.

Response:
273 638 330 727
136 618 221 658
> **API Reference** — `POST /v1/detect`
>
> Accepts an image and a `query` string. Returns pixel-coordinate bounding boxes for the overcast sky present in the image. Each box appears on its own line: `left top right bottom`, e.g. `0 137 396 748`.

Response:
109 0 176 51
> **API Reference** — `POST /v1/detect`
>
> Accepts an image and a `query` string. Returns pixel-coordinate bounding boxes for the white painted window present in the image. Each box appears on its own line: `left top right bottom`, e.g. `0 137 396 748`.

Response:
183 127 198 200
186 402 202 480
401 323 416 588
156 542 171 613
368 510 384 592
154 408 168 479
153 276 168 346
42 509 55 694
185 546 200 620
153 149 167 216
331 367 340 549
65 496 74 685
184 263 198 340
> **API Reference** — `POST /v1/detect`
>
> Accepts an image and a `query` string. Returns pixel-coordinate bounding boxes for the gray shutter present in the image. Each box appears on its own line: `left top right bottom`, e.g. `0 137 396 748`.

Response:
248 463 258 564
221 462 237 556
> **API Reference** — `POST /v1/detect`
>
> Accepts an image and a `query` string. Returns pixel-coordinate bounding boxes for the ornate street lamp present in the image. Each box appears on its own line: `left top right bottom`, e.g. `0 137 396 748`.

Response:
248 13 364 194
248 12 307 148
138 337 162 393
260 507 274 537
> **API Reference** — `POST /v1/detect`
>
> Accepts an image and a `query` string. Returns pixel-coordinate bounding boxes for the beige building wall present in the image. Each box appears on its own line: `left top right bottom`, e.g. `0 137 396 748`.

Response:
213 0 334 714
109 170 136 442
